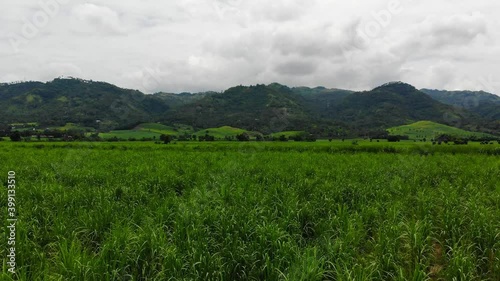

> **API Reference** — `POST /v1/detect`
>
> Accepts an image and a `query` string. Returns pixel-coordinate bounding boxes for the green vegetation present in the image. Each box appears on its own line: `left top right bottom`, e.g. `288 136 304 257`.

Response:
2 79 499 136
194 126 250 138
55 123 94 132
0 78 169 129
10 123 38 127
96 123 194 140
388 121 493 140
135 123 194 136
0 141 499 280
98 130 161 140
270 131 306 138
421 89 500 120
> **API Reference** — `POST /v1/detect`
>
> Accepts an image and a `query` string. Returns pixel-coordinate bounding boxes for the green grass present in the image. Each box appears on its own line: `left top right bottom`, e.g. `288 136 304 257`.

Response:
388 121 494 140
0 141 499 280
57 123 94 132
270 131 306 138
98 130 161 139
97 123 194 139
97 123 195 139
194 126 250 138
135 123 194 136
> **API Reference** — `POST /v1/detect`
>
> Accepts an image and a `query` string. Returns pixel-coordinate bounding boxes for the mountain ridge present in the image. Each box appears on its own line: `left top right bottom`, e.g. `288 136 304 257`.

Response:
0 78 498 136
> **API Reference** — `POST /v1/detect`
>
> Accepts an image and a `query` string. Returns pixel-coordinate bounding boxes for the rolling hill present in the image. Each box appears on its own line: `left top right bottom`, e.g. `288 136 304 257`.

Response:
0 78 170 129
164 84 312 134
330 82 481 130
194 126 249 138
388 121 494 140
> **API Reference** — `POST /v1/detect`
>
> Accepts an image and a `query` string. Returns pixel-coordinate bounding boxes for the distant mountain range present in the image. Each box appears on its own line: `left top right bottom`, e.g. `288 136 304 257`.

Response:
0 78 498 137
420 89 500 120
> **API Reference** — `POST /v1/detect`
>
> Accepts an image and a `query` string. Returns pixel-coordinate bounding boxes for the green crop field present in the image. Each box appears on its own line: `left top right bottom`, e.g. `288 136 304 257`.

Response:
1 141 499 280
388 121 494 140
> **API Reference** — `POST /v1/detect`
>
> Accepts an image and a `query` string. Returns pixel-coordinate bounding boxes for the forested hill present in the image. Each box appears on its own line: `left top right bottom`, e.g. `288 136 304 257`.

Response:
0 78 498 135
329 82 485 131
0 78 169 129
421 89 500 121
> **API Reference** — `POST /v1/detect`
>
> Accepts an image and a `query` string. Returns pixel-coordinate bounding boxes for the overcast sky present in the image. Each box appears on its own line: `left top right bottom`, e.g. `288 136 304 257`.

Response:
1 0 499 94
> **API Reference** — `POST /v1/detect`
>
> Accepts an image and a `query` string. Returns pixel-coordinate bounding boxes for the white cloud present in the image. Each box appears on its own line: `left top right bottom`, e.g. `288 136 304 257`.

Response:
71 3 126 35
1 0 499 95
424 13 487 48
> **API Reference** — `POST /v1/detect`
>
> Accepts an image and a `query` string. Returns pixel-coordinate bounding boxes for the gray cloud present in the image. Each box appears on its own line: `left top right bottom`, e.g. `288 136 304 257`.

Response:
425 13 487 48
274 60 318 76
71 3 127 35
1 0 499 95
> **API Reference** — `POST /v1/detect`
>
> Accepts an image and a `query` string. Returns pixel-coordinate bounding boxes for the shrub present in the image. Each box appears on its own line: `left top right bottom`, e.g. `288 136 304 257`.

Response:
454 139 468 145
387 135 400 142
160 134 172 144
10 131 22 142
236 133 250 142
305 134 317 142
106 136 120 142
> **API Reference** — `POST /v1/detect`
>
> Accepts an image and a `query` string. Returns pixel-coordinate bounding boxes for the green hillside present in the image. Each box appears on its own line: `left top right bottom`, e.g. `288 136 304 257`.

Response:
194 126 250 138
2 79 500 137
388 121 494 140
0 78 169 128
270 131 305 138
135 123 194 135
56 123 94 132
333 82 478 130
99 130 161 139
166 84 311 134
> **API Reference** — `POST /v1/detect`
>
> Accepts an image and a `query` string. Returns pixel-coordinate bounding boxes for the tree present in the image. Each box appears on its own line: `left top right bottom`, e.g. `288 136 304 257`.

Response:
160 134 172 144
88 133 101 141
236 133 250 142
387 135 400 142
305 134 317 142
199 134 215 142
9 131 22 142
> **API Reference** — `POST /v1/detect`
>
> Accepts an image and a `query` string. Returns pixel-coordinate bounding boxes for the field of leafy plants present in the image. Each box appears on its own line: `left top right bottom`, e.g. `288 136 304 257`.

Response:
1 141 499 280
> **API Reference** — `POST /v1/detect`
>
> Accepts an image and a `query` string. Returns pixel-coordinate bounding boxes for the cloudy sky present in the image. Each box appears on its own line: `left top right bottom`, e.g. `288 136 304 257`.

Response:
1 0 499 94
